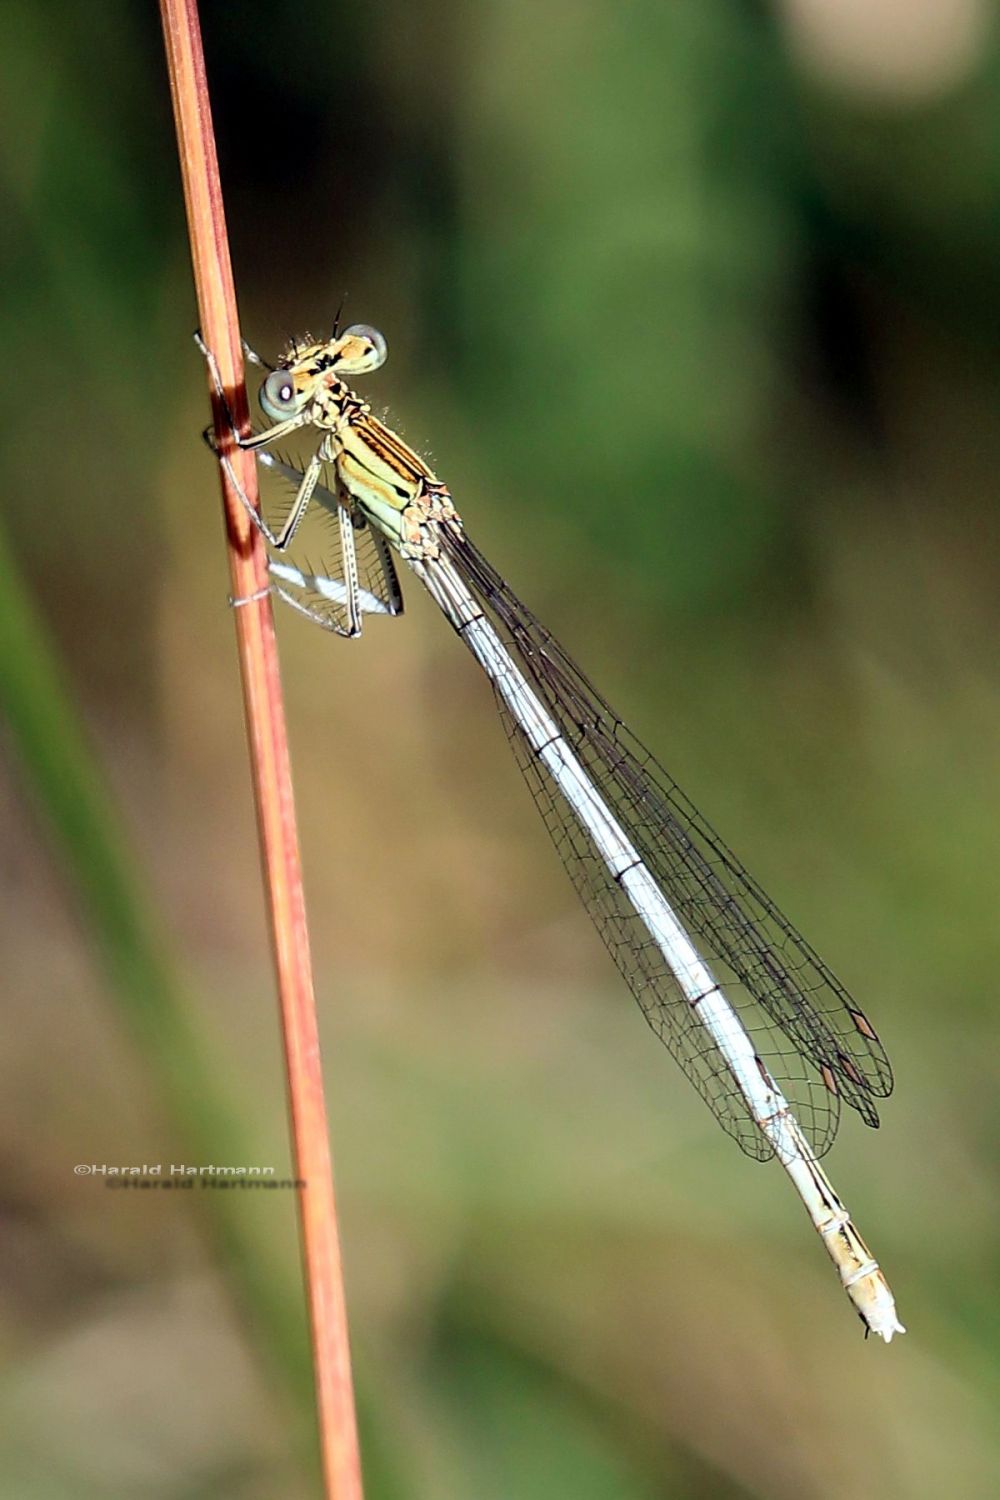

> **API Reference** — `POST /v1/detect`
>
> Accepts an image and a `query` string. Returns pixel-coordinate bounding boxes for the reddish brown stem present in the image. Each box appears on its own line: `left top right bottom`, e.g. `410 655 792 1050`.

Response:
158 3 363 1494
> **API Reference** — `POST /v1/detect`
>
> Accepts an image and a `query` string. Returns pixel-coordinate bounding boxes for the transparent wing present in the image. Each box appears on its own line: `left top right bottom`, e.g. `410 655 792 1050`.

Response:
441 526 893 1160
257 451 403 634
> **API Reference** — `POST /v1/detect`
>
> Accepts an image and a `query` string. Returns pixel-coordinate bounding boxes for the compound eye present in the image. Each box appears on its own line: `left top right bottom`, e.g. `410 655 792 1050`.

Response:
341 324 388 370
260 369 298 418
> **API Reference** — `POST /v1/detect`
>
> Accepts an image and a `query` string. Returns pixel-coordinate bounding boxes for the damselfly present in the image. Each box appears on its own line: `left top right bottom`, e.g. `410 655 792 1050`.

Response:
201 323 904 1340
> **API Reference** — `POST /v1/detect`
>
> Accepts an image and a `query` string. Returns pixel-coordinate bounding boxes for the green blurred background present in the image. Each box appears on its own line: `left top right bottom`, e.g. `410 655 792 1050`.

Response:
2 1 999 1495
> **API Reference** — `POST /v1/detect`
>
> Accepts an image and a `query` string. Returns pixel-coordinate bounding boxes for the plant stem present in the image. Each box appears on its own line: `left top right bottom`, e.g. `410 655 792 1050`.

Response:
158 3 364 1493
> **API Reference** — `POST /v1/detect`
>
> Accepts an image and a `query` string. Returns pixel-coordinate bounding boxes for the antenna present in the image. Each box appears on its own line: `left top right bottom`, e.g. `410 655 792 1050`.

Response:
331 291 349 341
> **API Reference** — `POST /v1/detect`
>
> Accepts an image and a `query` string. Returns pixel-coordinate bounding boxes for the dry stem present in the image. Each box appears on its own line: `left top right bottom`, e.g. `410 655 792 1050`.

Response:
158 3 363 1493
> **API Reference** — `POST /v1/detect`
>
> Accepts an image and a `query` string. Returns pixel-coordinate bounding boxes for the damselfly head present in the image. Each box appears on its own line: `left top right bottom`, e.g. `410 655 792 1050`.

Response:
259 325 389 420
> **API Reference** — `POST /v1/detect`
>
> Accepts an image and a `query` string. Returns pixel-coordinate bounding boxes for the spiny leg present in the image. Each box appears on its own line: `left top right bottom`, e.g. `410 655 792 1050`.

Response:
265 481 367 638
210 443 317 553
267 449 326 551
211 444 366 635
195 329 310 456
195 331 241 443
337 492 364 637
196 333 325 552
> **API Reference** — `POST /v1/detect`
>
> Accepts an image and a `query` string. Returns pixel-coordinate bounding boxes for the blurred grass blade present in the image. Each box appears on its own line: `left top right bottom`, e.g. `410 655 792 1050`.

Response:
0 518 169 1009
0 510 318 1412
